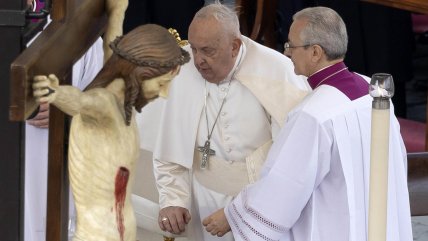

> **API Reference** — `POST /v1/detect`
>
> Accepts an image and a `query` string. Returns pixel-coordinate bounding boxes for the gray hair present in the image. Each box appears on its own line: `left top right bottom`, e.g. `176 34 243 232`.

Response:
194 0 241 39
293 7 348 60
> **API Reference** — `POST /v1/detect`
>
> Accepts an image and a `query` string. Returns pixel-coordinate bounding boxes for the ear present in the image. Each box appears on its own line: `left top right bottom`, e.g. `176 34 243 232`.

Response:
311 44 324 63
231 38 242 57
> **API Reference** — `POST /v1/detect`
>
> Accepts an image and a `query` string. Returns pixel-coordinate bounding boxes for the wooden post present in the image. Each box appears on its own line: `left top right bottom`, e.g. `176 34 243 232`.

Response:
9 1 107 240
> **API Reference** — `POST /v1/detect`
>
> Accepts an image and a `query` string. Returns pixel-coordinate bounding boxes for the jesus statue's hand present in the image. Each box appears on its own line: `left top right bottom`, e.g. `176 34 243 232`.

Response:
33 74 60 104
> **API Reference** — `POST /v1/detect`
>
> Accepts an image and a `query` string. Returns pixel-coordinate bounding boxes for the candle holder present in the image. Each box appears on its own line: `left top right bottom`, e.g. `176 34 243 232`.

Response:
369 73 395 109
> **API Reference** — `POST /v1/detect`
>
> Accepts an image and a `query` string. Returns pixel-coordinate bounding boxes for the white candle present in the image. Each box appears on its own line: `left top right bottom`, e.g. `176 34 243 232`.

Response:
368 107 389 241
368 73 393 241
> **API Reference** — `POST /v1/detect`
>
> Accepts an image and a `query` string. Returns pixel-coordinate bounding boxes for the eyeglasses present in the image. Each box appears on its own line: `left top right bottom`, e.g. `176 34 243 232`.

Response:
284 42 311 53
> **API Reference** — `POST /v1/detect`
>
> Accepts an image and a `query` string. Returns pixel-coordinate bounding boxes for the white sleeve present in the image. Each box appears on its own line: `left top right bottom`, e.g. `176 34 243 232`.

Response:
153 158 192 210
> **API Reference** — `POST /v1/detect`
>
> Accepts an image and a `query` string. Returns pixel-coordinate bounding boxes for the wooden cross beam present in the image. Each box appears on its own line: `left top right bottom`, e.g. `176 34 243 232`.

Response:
10 0 107 120
361 0 428 15
9 0 107 240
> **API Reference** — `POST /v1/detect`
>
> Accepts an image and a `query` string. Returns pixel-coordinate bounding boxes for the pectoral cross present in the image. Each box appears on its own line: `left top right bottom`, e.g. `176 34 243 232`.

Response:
197 140 215 169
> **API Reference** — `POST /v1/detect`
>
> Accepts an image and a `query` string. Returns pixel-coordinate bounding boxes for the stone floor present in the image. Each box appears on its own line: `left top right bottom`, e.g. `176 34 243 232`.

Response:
413 216 428 241
136 218 428 241
136 228 188 241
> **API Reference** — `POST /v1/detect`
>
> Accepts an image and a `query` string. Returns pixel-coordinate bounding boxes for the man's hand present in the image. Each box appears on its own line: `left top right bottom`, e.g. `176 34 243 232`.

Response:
202 208 231 237
27 102 49 128
158 206 191 235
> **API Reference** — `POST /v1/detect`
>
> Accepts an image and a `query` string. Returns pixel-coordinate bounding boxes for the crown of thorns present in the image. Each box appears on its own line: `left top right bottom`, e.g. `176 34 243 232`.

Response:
109 36 190 68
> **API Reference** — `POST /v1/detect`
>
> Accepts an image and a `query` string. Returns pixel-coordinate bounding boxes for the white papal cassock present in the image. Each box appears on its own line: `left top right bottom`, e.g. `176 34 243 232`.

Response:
225 82 413 241
153 36 310 241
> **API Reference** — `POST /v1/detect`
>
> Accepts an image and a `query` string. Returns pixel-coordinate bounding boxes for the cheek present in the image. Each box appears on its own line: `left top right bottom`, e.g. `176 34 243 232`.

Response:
142 80 159 94
210 56 229 73
291 57 304 75
159 82 171 98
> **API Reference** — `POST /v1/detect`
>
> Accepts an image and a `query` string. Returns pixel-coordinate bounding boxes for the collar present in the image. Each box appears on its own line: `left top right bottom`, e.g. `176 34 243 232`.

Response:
308 62 347 90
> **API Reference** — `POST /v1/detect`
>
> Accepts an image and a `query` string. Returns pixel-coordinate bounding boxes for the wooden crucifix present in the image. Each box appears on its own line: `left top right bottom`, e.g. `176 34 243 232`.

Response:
9 0 107 240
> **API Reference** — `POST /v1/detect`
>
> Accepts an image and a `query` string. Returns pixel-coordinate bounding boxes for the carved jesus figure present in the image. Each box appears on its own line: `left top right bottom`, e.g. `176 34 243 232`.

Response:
32 24 190 241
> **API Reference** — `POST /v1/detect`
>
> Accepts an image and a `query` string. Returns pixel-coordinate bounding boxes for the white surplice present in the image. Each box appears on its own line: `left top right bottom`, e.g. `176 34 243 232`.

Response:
153 36 310 241
24 37 103 241
226 85 413 241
